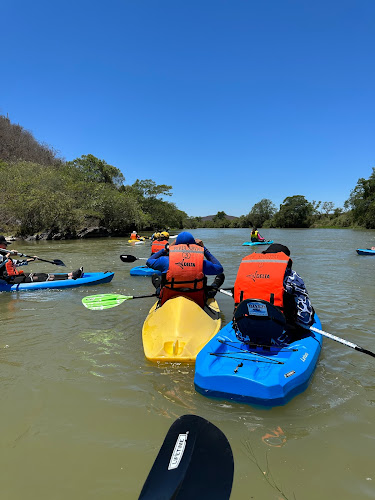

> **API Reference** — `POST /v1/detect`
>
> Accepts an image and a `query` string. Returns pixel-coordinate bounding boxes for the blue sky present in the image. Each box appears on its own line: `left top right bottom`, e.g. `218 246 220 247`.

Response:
1 0 374 216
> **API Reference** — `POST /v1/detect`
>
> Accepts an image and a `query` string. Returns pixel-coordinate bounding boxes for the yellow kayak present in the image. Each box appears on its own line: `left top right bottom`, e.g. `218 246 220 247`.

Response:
128 238 145 244
142 296 221 362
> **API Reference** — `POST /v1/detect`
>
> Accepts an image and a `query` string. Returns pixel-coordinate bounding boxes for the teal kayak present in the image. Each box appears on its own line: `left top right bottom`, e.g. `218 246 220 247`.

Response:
242 240 274 246
0 272 114 291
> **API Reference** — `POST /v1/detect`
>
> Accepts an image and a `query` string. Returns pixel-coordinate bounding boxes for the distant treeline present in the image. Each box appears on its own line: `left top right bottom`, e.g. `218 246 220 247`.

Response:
0 114 374 237
188 177 375 230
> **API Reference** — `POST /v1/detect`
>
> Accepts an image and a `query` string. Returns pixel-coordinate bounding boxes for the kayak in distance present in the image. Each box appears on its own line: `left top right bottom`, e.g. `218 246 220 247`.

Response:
130 266 161 277
356 248 375 256
0 272 114 292
194 314 322 407
127 239 145 245
142 296 221 363
242 240 274 246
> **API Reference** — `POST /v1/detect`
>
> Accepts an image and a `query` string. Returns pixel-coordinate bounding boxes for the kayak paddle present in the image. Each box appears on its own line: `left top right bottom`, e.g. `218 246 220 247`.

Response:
309 325 375 358
216 289 375 358
120 254 148 263
0 248 65 266
82 293 157 310
138 414 234 500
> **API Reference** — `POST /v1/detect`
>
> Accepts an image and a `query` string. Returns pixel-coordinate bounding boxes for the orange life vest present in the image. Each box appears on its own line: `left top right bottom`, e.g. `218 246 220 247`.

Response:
151 240 168 254
5 260 24 277
233 252 291 308
160 244 206 308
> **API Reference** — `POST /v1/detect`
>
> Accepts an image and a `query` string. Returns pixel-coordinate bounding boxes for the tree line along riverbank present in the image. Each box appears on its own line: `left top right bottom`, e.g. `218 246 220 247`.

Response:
1 114 374 239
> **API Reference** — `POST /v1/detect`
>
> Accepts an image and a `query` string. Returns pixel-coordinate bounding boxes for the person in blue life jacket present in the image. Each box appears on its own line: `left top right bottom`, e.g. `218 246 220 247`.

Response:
232 243 314 345
146 231 225 306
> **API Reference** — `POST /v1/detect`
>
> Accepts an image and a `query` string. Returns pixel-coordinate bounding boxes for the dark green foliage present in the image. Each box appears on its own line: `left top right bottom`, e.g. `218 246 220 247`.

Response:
246 199 276 228
0 115 188 235
66 154 125 187
272 195 313 228
0 162 85 235
346 168 375 228
1 114 373 234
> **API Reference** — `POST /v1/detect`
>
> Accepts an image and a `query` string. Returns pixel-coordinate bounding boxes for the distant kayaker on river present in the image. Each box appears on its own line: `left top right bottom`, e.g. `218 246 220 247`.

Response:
146 231 225 307
0 236 83 284
150 232 169 254
250 227 266 242
130 230 141 241
232 243 314 344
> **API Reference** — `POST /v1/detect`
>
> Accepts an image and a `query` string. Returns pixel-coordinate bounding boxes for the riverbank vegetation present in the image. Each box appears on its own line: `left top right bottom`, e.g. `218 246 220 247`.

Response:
0 114 374 237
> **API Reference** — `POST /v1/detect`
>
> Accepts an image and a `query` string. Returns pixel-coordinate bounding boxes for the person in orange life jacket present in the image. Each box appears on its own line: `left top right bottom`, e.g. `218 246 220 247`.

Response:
250 227 265 242
0 236 83 284
130 230 141 240
232 243 314 343
151 233 169 254
146 231 225 306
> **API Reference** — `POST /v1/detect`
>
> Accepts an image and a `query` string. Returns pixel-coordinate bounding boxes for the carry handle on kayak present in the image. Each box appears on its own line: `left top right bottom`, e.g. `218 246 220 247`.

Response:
0 248 66 267
138 414 234 500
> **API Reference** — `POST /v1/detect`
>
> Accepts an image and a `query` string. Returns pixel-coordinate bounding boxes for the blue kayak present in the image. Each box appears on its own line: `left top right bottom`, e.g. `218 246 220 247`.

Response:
356 249 375 256
0 272 114 292
194 314 322 407
130 266 161 277
242 240 274 246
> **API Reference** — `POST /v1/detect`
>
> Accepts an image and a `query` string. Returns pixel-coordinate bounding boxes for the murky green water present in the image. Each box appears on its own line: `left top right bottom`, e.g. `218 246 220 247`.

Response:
0 228 374 499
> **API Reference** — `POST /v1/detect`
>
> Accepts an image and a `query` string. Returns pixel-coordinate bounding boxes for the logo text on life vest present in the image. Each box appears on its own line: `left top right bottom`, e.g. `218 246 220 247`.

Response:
175 252 196 270
246 271 270 282
168 432 189 470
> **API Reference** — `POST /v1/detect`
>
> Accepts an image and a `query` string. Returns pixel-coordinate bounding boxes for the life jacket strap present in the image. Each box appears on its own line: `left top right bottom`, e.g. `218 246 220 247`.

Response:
165 276 206 290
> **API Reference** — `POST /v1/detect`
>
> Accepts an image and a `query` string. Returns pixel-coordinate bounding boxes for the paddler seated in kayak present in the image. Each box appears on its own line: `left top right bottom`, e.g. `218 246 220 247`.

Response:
130 230 142 241
151 231 160 241
250 227 265 242
150 232 169 255
146 231 225 307
0 236 83 284
160 230 170 239
232 243 314 345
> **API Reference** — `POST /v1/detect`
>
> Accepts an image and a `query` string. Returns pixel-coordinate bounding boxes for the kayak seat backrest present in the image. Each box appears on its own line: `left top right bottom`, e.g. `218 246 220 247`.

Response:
233 299 286 345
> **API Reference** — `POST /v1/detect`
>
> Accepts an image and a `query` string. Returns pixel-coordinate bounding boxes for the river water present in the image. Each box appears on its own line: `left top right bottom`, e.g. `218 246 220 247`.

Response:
0 228 374 500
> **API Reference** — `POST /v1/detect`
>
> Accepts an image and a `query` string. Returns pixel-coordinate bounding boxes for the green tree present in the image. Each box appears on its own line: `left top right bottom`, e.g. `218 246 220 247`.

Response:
130 179 172 199
247 198 276 227
273 195 313 228
213 211 227 222
67 154 125 187
321 201 335 216
346 167 375 228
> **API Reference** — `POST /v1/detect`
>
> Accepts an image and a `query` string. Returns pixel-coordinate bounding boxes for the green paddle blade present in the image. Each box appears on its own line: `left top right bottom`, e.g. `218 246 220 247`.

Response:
82 294 133 310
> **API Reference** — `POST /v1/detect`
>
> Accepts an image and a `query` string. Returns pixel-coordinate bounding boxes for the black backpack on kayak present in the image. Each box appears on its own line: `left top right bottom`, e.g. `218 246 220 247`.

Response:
233 299 287 345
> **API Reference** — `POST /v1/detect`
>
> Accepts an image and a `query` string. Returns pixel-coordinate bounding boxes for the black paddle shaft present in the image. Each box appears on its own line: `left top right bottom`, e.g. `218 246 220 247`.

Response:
120 254 147 263
139 414 234 500
0 248 65 267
